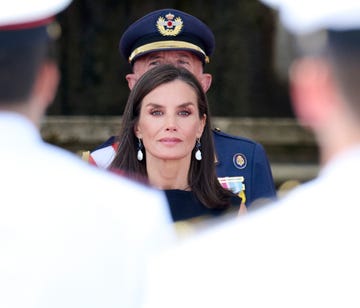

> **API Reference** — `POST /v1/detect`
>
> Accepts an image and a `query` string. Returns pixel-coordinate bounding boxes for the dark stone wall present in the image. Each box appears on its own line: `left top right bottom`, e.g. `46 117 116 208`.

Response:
50 0 293 117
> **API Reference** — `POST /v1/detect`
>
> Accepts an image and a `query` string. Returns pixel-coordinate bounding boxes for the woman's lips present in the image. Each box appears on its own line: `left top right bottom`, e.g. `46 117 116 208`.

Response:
159 137 182 146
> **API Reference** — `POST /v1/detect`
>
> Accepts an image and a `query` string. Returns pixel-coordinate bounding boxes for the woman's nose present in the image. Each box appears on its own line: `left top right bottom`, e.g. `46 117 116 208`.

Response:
165 124 177 131
164 116 177 131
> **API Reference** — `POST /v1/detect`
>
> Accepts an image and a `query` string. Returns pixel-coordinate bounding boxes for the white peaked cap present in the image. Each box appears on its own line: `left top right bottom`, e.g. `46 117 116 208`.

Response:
0 0 72 27
260 0 360 34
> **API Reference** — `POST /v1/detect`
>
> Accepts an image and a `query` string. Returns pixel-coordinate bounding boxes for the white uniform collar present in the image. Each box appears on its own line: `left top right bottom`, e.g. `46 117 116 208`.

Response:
0 111 41 145
319 144 360 178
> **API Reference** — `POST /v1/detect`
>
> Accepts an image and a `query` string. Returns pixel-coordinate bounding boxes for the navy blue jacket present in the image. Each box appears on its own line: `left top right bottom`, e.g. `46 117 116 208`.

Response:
212 129 276 206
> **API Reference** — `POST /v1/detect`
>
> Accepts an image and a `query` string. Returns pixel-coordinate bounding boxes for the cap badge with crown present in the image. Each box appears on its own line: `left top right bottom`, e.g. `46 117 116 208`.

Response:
156 12 183 36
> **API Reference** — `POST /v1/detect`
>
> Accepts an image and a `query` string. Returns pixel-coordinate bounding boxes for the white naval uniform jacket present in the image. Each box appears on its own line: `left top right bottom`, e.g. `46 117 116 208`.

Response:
0 112 175 308
142 145 360 308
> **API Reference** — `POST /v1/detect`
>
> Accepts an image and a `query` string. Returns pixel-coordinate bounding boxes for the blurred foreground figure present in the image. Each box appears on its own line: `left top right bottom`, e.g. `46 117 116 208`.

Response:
141 1 360 307
0 1 175 308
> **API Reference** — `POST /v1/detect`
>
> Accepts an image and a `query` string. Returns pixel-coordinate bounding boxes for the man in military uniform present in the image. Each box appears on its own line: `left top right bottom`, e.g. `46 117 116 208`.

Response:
87 8 276 207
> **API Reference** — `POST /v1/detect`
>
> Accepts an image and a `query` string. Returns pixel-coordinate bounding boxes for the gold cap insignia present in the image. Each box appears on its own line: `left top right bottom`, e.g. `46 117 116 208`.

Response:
156 12 183 36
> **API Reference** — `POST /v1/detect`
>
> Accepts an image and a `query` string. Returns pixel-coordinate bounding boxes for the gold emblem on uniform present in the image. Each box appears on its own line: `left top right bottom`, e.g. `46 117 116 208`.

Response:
156 13 183 36
233 153 247 169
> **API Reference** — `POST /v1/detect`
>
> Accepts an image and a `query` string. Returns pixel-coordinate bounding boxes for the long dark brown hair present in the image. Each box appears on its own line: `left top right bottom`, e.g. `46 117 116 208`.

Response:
110 64 236 209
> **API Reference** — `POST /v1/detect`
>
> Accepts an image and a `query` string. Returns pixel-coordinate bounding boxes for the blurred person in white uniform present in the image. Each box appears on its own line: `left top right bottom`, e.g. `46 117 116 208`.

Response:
141 1 360 307
0 1 175 308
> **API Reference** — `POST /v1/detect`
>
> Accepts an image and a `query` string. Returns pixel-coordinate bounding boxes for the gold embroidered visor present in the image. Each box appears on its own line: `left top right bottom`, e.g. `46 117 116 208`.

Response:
128 40 210 64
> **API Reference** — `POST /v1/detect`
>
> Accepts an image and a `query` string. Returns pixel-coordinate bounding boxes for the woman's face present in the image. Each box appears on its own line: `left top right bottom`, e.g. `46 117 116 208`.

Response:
135 79 206 162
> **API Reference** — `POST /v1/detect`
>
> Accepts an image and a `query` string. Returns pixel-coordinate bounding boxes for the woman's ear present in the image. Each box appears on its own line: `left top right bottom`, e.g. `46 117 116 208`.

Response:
134 123 142 139
197 114 207 138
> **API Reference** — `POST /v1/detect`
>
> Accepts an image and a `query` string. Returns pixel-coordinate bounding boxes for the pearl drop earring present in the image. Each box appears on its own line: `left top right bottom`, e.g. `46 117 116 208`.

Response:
195 138 202 161
137 138 143 161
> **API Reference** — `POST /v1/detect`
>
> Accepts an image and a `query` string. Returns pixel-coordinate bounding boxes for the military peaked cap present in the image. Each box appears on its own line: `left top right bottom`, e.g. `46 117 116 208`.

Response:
119 8 215 65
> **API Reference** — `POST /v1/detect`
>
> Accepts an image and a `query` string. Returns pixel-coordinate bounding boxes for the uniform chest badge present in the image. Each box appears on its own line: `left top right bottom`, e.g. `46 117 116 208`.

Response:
218 176 246 204
233 153 247 169
156 12 183 36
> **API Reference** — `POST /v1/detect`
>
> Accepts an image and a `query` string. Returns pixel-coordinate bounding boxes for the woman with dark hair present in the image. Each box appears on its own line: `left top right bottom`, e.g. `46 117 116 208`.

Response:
110 64 245 222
